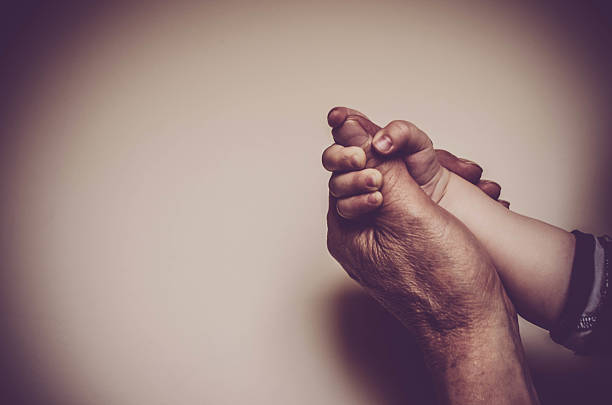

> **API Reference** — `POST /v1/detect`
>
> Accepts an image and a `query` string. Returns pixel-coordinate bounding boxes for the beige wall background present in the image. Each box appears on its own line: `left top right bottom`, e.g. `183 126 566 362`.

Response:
1 1 611 404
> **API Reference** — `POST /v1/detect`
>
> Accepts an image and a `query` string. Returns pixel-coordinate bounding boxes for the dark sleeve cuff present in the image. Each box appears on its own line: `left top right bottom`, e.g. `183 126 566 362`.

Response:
581 236 611 355
550 231 611 355
549 230 595 347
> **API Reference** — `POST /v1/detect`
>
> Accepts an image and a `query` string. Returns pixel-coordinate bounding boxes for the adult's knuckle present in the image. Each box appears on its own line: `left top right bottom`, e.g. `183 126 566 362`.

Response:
328 175 340 195
336 201 347 218
350 172 364 188
341 152 355 168
337 199 356 219
357 169 371 187
322 149 335 169
326 232 337 256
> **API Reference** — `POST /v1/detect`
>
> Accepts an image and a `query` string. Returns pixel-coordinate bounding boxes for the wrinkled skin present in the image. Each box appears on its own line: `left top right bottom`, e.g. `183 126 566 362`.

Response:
325 107 507 336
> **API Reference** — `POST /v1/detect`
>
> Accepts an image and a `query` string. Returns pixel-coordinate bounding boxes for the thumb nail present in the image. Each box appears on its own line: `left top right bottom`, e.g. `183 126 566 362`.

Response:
374 135 393 153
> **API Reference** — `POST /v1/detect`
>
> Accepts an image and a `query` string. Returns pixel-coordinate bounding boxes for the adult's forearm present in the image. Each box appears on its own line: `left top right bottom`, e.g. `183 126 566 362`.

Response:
418 291 540 405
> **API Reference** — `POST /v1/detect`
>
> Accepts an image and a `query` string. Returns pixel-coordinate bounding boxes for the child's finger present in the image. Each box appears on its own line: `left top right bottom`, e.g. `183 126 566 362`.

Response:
371 120 432 155
329 168 382 198
371 120 441 186
336 192 383 219
322 144 366 172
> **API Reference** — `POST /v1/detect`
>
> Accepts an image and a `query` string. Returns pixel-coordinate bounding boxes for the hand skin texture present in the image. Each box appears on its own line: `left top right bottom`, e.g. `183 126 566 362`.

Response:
324 107 575 331
324 107 540 405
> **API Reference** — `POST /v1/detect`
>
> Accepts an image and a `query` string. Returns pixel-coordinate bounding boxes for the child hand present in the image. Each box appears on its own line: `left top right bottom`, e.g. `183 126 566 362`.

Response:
323 107 508 218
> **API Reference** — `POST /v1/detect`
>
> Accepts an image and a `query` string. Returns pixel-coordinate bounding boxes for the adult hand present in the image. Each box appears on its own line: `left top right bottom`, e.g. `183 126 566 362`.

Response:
325 106 502 328
323 130 510 219
324 107 538 404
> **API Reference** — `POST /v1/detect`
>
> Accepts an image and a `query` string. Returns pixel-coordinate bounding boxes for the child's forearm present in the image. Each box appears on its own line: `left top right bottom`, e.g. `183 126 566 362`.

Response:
439 170 575 330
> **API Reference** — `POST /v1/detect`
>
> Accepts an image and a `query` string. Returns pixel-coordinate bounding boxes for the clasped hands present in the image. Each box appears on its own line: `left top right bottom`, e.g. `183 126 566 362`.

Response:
323 106 508 333
322 107 540 404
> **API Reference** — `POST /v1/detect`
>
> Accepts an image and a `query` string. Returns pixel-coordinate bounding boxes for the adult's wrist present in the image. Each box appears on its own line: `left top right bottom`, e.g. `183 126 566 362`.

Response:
418 290 540 404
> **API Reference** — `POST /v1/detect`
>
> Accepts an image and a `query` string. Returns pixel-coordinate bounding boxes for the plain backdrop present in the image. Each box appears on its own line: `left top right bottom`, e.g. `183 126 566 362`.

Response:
1 1 611 404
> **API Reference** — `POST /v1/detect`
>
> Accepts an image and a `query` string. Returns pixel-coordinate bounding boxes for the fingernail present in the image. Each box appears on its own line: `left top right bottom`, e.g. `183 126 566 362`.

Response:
366 175 377 187
368 192 381 204
374 135 392 153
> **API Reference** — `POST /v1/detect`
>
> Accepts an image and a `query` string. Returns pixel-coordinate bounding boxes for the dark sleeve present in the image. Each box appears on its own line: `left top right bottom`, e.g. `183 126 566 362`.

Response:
583 235 612 355
549 231 611 355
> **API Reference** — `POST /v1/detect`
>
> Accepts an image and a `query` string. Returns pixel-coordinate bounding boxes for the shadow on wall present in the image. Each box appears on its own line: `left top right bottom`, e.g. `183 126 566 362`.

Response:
529 355 611 404
328 285 437 405
328 283 612 405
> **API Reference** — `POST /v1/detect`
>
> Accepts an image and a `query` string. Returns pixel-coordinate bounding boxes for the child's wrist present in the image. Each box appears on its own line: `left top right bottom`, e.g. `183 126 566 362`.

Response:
422 166 451 204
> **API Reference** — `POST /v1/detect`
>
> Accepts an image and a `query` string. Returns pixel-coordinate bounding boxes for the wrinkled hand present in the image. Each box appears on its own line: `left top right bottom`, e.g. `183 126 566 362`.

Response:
323 107 539 404
324 107 508 337
323 119 509 220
